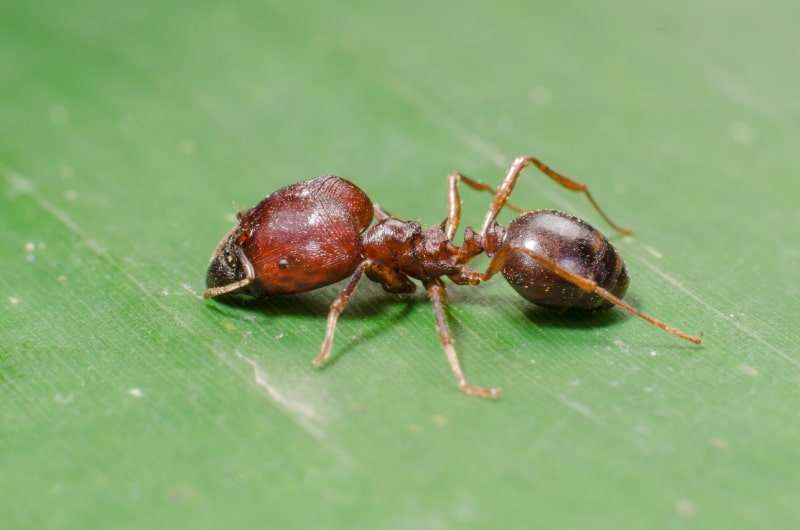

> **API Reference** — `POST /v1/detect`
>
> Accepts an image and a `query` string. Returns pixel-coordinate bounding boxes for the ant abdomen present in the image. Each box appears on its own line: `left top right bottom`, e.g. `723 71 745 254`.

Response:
501 209 630 311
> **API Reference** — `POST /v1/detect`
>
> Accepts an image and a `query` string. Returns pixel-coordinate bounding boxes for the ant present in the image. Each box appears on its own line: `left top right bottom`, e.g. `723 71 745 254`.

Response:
204 156 702 398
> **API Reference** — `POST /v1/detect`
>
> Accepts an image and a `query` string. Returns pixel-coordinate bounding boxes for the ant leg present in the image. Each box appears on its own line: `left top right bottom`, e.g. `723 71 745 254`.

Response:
483 246 703 344
372 203 393 221
427 279 502 398
312 261 370 367
480 156 633 237
445 172 528 240
445 173 462 240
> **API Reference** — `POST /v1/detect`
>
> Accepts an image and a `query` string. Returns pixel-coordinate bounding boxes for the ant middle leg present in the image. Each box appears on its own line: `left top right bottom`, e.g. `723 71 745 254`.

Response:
479 156 633 237
426 279 502 398
482 245 703 344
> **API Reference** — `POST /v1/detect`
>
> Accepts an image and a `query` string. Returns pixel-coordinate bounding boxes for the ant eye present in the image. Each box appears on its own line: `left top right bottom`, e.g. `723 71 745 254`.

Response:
224 251 235 267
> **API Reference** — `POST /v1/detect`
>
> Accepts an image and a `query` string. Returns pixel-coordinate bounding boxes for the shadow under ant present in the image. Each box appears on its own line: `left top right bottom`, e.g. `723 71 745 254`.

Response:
519 297 635 330
206 280 423 365
208 279 639 367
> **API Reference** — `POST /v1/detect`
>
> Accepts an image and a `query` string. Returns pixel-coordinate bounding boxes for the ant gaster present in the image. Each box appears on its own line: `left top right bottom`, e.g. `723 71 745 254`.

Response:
205 156 702 398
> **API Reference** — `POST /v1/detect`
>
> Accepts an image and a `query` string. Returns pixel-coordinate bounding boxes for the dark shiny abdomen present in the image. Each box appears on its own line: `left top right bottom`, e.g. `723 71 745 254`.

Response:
501 210 629 311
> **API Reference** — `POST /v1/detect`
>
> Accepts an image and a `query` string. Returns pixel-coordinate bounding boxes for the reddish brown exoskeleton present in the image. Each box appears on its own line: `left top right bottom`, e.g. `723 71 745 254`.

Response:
205 156 702 398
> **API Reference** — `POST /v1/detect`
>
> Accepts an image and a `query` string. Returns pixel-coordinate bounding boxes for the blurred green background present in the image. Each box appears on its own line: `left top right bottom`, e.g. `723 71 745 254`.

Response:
2 1 799 528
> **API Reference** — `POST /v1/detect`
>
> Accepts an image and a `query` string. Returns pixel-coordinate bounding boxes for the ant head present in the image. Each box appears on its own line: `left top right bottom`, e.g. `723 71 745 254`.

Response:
204 228 255 299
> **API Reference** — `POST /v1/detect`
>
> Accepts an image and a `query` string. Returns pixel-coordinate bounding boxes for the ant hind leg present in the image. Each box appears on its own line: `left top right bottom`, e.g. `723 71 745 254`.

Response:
480 156 634 236
482 245 703 344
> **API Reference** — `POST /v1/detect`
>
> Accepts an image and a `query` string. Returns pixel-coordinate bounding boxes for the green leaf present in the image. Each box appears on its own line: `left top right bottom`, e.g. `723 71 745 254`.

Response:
3 1 799 528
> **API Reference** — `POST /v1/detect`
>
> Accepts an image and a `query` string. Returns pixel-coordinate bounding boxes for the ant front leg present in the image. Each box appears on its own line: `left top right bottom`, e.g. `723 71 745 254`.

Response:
445 172 528 240
480 156 633 237
312 261 371 367
426 279 502 398
372 203 393 221
482 246 703 344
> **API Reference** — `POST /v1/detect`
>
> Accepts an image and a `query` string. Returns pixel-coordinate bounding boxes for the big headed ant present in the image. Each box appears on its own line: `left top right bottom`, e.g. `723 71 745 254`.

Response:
204 156 702 398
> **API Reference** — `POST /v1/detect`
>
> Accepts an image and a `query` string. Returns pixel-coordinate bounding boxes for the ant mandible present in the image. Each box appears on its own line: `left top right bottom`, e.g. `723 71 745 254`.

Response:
204 156 702 398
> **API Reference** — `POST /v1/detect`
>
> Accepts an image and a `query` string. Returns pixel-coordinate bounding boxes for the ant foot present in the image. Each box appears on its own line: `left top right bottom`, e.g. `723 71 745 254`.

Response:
459 382 502 399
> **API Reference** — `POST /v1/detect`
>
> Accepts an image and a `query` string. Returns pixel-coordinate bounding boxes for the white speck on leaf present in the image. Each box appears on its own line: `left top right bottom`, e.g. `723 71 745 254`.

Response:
529 85 552 105
739 364 758 376
181 283 202 299
729 121 755 144
644 246 663 259
178 139 196 154
613 339 629 353
710 436 728 450
496 114 512 132
675 497 697 516
50 104 70 124
54 394 74 405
